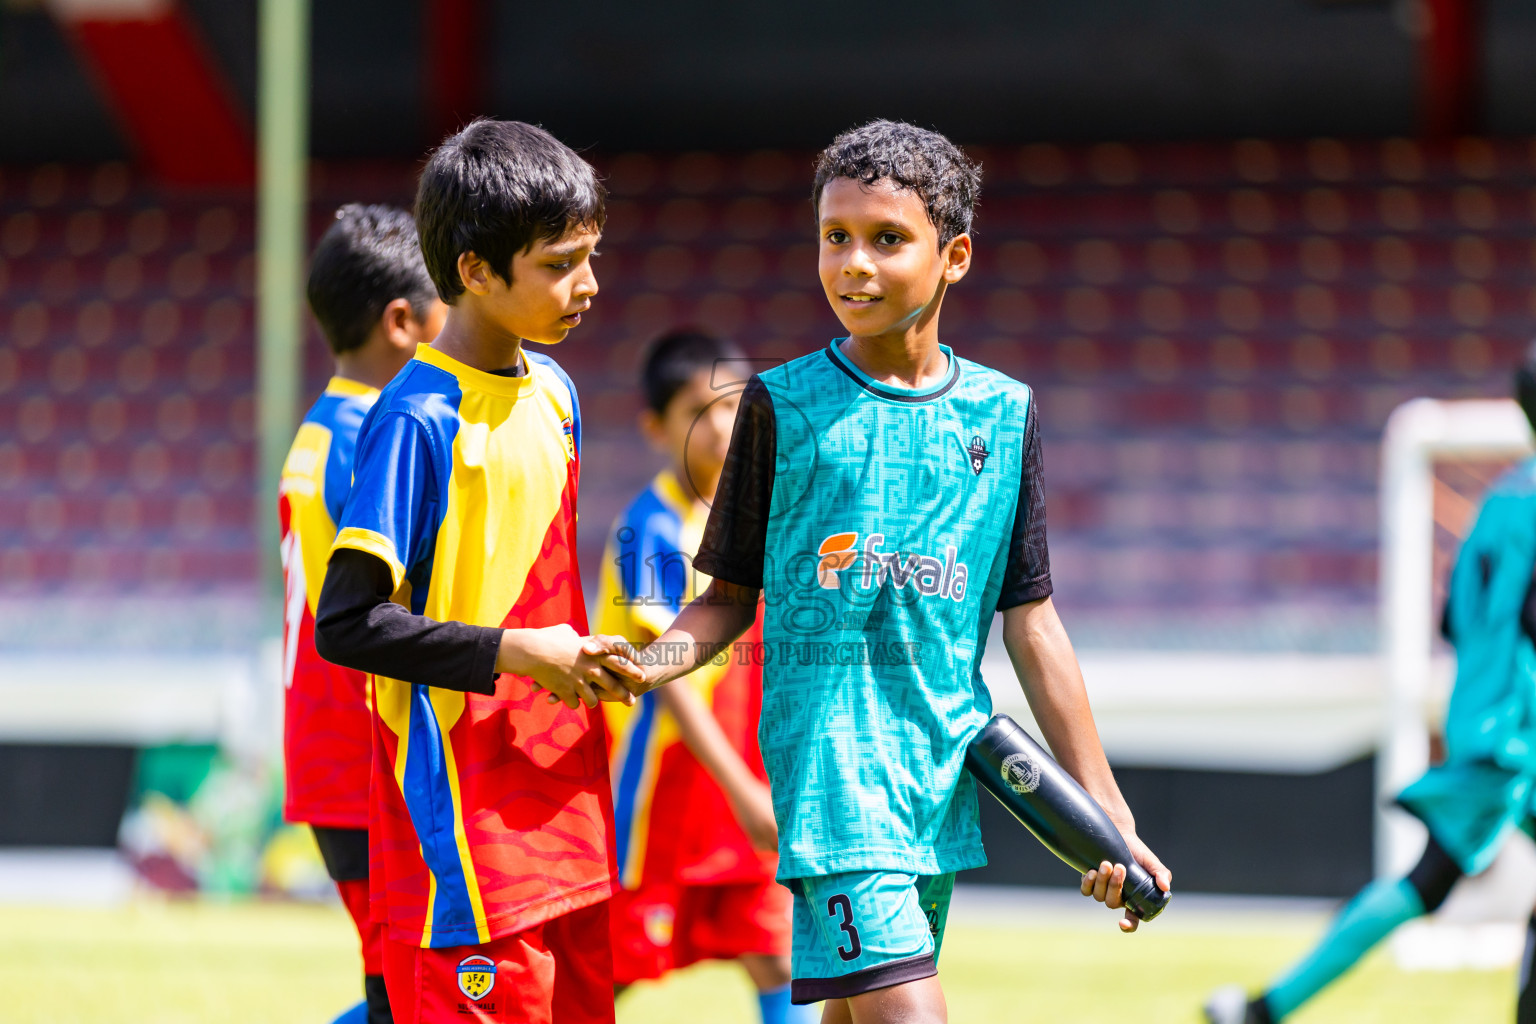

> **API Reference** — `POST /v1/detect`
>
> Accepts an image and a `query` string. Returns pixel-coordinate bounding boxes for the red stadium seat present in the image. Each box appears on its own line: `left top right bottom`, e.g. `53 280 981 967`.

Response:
0 151 1520 604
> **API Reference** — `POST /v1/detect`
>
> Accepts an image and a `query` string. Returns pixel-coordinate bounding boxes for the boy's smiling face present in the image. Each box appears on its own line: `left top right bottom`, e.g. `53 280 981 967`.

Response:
817 177 970 340
456 223 602 346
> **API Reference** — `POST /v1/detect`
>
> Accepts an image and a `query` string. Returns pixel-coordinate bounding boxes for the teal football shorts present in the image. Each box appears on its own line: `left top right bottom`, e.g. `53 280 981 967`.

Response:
788 870 954 1005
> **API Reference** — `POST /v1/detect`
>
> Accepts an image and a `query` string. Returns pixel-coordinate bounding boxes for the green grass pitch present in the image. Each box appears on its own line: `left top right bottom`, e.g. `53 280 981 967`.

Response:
0 901 1511 1022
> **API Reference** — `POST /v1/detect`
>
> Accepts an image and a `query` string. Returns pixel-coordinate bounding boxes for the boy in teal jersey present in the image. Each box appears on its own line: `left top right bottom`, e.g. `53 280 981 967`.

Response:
598 121 1170 1022
1206 347 1536 1024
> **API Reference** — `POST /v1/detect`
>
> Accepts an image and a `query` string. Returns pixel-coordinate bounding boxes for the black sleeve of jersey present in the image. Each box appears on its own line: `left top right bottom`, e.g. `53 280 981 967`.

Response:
997 396 1054 610
314 548 500 695
694 375 776 590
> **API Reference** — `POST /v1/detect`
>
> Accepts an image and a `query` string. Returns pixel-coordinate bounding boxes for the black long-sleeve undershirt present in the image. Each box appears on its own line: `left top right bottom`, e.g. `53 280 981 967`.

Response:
314 548 501 695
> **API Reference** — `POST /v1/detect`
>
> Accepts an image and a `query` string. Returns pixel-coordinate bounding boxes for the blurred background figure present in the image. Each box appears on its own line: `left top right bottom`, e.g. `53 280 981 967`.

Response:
1207 342 1536 1023
279 202 443 1024
599 328 814 1023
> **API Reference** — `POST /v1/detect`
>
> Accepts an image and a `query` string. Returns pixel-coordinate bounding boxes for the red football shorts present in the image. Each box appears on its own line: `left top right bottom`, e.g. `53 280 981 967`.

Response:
383 899 614 1024
610 878 792 985
336 877 385 976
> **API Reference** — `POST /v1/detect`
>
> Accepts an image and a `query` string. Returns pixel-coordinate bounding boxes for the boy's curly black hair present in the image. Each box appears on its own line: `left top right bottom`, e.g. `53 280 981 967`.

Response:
415 119 606 303
811 120 982 248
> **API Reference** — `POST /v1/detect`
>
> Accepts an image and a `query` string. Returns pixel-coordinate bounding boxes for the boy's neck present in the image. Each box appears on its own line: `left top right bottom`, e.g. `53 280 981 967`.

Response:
839 295 949 390
333 340 409 392
670 461 718 507
431 304 525 374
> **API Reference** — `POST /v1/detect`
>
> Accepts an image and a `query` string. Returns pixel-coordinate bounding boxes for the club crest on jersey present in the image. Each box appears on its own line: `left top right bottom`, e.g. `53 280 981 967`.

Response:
815 532 968 601
560 416 576 461
966 435 990 475
457 955 496 1000
1001 751 1042 795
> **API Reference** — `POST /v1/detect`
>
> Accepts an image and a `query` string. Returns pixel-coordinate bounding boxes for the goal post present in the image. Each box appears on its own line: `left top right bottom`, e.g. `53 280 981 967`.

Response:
1377 397 1533 878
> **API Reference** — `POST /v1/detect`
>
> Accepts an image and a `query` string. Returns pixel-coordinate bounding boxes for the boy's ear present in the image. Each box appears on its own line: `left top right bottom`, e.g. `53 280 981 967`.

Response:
942 233 972 284
457 251 492 295
638 408 667 453
379 298 418 351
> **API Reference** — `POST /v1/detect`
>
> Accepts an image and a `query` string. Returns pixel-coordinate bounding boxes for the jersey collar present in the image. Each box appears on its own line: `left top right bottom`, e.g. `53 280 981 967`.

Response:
825 338 960 403
415 344 538 399
323 376 379 399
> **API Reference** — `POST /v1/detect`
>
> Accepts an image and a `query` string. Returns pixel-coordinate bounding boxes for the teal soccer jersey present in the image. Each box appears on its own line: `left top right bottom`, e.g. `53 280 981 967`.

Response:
695 339 1051 879
1397 456 1536 874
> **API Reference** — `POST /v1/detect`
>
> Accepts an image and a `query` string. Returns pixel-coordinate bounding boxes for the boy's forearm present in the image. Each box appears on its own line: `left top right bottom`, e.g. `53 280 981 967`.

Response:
638 579 759 688
655 677 760 800
1001 597 1134 824
315 548 500 693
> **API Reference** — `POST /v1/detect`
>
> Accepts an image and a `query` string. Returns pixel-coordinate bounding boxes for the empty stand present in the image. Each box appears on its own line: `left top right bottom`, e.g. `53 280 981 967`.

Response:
2 140 1532 617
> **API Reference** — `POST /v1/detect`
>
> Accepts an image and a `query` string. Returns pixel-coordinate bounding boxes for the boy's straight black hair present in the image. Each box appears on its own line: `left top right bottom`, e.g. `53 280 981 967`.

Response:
306 204 437 355
415 119 606 303
812 120 982 248
641 329 744 415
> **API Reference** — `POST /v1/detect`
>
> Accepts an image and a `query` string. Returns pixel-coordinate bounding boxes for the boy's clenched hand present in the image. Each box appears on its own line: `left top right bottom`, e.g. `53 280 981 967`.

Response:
583 635 654 696
1079 826 1172 933
496 625 644 709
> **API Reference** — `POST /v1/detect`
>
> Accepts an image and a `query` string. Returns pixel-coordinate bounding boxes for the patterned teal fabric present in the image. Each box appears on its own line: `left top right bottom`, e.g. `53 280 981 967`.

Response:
701 340 1047 879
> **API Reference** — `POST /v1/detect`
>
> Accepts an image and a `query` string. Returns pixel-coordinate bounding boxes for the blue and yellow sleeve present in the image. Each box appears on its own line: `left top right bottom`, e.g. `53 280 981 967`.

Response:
331 411 440 593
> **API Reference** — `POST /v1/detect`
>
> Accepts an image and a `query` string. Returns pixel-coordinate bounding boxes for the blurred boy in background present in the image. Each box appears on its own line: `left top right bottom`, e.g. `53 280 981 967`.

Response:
599 330 814 1024
279 203 446 1024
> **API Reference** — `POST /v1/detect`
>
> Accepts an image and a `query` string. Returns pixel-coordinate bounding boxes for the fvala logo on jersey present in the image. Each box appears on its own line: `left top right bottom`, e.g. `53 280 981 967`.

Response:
816 533 859 589
966 435 990 475
1001 751 1042 795
560 416 576 461
816 532 969 601
456 954 496 1001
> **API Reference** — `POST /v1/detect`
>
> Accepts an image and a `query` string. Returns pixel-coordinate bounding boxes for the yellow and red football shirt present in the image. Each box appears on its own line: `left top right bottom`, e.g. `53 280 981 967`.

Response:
598 469 774 891
332 344 613 948
278 376 378 829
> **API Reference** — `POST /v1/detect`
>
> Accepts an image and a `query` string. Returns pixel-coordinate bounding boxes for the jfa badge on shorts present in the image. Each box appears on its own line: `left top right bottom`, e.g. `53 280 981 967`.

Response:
457 954 496 1000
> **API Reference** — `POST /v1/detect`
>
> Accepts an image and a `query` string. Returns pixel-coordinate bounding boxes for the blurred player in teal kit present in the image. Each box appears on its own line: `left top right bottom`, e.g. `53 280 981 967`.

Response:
1207 345 1536 1023
592 121 1170 1024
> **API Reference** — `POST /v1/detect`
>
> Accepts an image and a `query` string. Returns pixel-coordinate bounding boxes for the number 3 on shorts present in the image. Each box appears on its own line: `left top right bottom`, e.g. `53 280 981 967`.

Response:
826 893 862 961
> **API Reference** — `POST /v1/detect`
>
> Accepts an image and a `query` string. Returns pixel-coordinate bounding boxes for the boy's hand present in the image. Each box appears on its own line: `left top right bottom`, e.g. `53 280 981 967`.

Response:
499 625 640 709
587 636 654 696
579 635 648 695
1079 828 1171 933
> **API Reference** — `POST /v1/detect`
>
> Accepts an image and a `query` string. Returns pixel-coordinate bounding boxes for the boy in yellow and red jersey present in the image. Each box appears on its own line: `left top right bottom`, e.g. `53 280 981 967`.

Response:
599 331 813 1024
279 203 445 1024
314 120 642 1024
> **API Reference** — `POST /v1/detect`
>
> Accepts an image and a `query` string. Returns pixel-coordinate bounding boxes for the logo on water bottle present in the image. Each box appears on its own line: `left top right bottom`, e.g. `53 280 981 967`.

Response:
1001 752 1041 795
